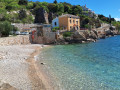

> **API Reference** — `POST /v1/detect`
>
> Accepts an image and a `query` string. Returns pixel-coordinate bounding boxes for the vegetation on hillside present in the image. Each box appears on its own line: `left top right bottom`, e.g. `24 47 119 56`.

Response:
63 32 72 37
0 21 17 37
0 0 120 37
112 21 120 31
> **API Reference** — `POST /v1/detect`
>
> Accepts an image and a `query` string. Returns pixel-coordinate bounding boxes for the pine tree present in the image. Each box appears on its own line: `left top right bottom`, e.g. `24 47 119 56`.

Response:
19 9 27 19
18 0 28 5
54 0 57 4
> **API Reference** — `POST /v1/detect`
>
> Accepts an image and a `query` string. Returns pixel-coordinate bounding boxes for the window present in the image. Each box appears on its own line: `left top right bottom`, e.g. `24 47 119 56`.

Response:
73 20 75 24
55 22 57 26
70 26 72 30
76 26 78 30
76 21 78 24
70 20 72 23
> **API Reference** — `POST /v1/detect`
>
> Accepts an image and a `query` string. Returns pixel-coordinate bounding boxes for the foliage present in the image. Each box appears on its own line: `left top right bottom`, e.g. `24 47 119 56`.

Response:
6 2 21 11
63 32 72 37
84 24 91 29
80 15 101 28
0 0 118 28
52 27 59 32
0 21 13 36
48 3 59 13
13 26 18 32
54 0 57 4
72 5 83 15
112 21 120 31
98 14 115 23
26 2 34 9
19 9 27 19
58 3 64 15
18 0 28 5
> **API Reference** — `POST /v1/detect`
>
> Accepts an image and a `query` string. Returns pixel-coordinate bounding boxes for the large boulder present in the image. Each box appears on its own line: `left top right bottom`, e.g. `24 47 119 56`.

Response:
89 30 98 39
105 30 114 36
73 31 87 41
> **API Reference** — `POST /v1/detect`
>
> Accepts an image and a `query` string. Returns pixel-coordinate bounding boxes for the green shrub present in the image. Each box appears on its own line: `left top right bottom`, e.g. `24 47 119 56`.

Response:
84 24 91 29
52 27 59 32
6 2 21 11
52 28 56 32
0 21 13 37
63 32 72 37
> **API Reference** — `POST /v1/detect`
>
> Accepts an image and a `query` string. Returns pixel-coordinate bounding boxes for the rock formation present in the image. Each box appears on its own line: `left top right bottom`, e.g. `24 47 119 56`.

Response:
34 8 49 24
48 12 53 23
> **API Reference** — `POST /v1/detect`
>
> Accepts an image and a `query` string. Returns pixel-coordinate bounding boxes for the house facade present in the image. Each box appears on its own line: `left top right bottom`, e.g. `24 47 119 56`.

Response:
52 17 59 28
52 14 80 31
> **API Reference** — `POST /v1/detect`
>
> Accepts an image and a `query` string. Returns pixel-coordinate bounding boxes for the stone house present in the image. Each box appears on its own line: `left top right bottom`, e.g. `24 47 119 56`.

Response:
31 24 56 44
52 14 80 31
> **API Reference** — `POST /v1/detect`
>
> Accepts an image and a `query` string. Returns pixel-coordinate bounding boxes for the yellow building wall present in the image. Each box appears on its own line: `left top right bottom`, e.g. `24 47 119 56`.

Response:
59 16 80 31
68 18 80 31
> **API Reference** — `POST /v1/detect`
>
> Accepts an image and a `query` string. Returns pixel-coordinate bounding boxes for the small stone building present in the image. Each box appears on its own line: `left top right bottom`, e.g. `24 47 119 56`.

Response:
31 24 56 44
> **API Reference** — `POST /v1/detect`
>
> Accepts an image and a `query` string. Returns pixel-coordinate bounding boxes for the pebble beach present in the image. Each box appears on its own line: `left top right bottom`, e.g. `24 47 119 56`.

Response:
0 44 51 90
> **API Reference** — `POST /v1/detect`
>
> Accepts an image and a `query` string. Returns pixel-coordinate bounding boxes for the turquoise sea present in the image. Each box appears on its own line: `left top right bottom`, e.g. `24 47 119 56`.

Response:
38 35 120 90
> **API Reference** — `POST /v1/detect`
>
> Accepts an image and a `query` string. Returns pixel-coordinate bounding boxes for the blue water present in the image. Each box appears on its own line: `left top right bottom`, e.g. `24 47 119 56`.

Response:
38 36 120 90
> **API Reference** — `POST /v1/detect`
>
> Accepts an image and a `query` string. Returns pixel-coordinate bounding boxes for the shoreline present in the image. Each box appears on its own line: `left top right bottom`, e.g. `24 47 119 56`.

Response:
0 35 119 90
0 44 58 90
26 45 59 90
26 45 47 90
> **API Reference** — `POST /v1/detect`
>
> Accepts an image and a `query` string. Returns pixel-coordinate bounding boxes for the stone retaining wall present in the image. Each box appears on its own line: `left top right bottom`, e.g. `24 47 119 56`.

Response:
31 32 56 44
0 35 31 46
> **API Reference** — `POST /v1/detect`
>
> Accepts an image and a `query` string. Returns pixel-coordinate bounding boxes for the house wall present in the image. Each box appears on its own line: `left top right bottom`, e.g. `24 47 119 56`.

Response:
31 26 56 44
43 32 56 44
43 27 56 44
68 18 80 31
52 17 59 28
59 16 68 30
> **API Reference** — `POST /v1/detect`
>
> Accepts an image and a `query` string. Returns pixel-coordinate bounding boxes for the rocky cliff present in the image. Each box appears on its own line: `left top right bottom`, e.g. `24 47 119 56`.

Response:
55 30 98 45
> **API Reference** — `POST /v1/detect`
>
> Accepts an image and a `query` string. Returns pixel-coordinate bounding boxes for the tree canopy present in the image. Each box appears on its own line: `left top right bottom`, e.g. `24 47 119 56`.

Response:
0 0 119 30
18 0 28 5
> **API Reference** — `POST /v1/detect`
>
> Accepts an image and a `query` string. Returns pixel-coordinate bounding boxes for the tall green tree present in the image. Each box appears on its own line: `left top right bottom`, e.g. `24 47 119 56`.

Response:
0 21 12 37
57 3 64 15
72 5 83 15
48 3 58 13
18 0 28 5
19 9 27 19
54 0 57 4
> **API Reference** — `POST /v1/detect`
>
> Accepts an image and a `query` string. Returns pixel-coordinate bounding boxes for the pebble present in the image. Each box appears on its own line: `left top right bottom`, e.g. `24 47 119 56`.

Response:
0 44 43 90
41 63 46 65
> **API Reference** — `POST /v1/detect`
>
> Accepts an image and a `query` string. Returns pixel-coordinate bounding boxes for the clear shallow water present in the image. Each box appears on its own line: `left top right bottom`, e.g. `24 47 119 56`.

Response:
38 36 120 90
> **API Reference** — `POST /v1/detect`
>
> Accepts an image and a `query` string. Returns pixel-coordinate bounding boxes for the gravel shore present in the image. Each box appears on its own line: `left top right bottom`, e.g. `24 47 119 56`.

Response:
0 44 47 90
